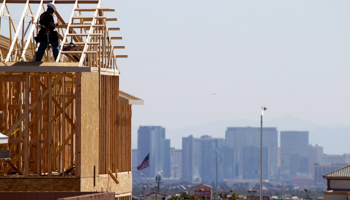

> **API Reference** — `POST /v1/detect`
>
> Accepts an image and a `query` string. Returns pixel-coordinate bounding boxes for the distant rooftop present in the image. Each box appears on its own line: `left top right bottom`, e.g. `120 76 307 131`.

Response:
323 164 350 178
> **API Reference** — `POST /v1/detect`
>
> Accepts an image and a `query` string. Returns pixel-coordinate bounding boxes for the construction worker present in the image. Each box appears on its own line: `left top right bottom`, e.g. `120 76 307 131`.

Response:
35 3 59 61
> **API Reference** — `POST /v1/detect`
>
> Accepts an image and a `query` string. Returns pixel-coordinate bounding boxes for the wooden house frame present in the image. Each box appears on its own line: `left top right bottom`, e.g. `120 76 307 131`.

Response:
0 0 142 199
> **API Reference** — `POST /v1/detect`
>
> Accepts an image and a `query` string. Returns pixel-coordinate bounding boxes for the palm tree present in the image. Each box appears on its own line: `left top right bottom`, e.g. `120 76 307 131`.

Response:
170 195 180 200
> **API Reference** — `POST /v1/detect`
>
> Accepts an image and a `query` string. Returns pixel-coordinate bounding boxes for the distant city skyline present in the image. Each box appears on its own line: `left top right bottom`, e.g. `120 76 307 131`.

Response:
134 125 350 186
131 114 350 155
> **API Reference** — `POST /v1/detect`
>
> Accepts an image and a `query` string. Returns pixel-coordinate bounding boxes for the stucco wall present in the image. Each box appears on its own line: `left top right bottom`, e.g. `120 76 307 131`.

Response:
330 180 350 189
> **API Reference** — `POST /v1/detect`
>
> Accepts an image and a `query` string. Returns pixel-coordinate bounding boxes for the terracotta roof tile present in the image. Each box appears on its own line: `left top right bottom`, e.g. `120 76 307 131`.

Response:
323 164 350 178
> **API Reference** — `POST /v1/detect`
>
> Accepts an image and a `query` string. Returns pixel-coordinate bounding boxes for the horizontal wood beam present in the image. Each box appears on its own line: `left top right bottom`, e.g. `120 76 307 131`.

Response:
74 8 115 12
69 24 105 28
71 16 107 20
0 75 25 82
61 51 97 54
113 46 125 49
66 33 103 37
106 18 117 21
1 0 99 4
115 55 128 58
0 67 92 72
111 37 122 40
63 42 99 45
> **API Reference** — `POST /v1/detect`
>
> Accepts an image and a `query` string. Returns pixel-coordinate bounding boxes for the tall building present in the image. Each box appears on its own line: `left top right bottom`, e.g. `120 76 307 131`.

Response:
280 131 309 179
314 163 348 186
137 126 171 177
322 154 347 164
225 127 278 180
242 146 268 180
170 148 182 179
309 144 323 177
182 135 226 184
132 149 138 172
216 146 235 181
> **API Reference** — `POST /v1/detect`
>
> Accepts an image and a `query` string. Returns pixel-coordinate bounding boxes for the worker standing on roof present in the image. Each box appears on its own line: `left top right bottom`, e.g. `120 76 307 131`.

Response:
35 3 59 62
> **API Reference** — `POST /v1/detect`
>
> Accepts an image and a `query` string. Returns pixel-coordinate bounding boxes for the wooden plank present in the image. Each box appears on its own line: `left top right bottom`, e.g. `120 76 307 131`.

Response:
24 73 30 177
69 24 105 28
20 0 44 61
0 75 25 82
106 18 117 21
1 0 99 4
75 72 81 177
48 73 52 176
66 33 103 37
74 8 115 12
61 51 97 54
71 16 106 20
115 55 128 58
36 74 41 175
113 46 125 49
111 37 122 40
108 168 119 184
4 0 29 62
78 0 101 67
62 74 66 176
56 0 78 62
0 62 80 67
0 67 92 72
3 75 64 137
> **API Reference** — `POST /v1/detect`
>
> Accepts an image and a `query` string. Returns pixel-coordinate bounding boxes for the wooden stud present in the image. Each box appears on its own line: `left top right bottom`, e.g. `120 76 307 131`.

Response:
75 72 81 177
24 72 29 176
62 73 66 176
48 73 52 176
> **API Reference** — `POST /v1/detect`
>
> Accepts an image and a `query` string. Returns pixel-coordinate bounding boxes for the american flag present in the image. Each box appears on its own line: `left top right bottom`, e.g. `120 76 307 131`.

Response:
137 153 150 170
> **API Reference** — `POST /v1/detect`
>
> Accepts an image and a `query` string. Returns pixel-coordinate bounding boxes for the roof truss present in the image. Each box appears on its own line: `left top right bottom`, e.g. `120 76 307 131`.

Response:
0 0 126 72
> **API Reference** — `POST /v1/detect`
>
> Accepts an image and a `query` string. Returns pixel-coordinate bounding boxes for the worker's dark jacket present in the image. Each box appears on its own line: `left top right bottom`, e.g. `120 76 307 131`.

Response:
35 12 58 43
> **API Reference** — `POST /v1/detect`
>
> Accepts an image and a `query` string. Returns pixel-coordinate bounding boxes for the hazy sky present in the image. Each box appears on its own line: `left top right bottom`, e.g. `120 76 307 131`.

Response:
112 0 350 129
3 1 350 131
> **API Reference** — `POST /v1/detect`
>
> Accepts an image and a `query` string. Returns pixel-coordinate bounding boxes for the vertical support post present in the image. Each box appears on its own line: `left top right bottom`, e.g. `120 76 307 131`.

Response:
48 73 52 176
71 75 74 168
36 73 41 175
21 18 24 58
24 72 30 177
62 73 66 176
75 72 81 177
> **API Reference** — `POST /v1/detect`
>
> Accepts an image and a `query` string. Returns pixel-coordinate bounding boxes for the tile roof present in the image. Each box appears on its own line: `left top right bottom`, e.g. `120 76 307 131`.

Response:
323 164 350 178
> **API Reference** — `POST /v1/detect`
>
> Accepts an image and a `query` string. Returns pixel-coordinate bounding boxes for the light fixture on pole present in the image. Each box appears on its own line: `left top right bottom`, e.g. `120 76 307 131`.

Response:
155 170 163 200
260 106 267 200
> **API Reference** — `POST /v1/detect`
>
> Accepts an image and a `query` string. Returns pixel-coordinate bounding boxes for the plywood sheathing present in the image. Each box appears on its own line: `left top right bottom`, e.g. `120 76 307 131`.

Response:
0 178 80 191
80 72 99 178
80 172 132 194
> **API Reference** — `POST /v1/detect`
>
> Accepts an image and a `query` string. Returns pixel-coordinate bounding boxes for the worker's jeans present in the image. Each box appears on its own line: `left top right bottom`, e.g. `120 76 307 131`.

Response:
35 41 59 61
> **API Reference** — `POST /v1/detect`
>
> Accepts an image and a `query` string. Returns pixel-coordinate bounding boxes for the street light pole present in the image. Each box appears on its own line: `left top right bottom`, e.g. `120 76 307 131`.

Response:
155 170 163 200
133 171 156 194
260 106 267 200
214 150 219 200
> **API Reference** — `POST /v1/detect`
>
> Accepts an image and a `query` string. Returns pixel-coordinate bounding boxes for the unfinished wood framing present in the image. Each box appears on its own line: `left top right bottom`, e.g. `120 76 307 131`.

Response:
0 0 141 198
0 0 127 71
0 72 79 177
